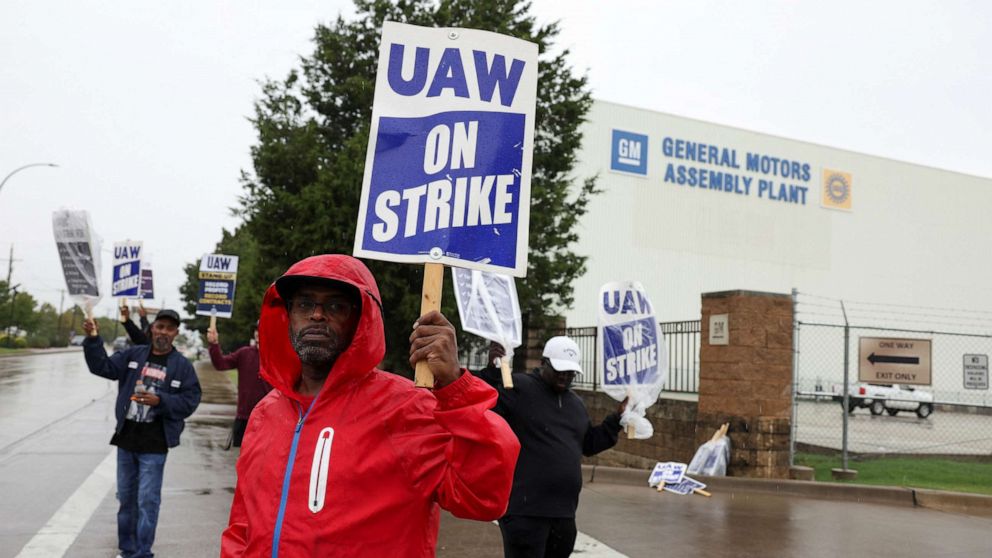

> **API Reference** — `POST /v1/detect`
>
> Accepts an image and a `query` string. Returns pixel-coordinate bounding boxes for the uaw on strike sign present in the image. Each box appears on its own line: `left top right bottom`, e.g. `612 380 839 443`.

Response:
353 21 538 276
598 281 667 439
112 241 142 297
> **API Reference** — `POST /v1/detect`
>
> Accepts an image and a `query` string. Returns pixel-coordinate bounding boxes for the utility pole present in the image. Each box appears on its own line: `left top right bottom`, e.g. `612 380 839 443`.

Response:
3 245 21 287
7 286 17 347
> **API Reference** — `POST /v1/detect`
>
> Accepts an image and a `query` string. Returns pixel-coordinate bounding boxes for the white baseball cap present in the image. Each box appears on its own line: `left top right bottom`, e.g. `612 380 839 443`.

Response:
542 336 582 373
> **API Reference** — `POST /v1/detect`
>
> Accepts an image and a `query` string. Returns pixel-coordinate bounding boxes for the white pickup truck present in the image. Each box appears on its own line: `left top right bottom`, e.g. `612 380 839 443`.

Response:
835 384 934 418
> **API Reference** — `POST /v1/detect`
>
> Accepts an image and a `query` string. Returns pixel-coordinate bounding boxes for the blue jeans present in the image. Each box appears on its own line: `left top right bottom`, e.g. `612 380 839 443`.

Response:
116 448 167 558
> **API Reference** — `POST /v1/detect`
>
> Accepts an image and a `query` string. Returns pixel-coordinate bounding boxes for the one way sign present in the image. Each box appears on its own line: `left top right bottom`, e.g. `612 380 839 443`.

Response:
859 337 932 386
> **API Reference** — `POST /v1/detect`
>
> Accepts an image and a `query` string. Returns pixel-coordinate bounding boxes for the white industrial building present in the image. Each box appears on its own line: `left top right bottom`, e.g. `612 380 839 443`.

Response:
561 101 992 404
566 100 992 329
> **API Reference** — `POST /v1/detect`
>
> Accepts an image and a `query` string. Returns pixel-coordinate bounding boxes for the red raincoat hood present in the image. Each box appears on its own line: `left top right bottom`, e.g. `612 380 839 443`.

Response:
258 255 385 401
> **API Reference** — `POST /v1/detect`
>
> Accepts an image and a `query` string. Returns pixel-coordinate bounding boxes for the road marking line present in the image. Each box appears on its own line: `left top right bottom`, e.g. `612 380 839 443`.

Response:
490 521 628 557
573 530 629 557
15 449 116 558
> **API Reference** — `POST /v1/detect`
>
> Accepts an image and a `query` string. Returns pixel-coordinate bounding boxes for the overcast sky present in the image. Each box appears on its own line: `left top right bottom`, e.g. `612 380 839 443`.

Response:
2 0 989 319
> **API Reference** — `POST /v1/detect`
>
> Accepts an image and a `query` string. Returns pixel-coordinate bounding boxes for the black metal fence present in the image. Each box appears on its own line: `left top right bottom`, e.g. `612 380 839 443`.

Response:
462 320 701 393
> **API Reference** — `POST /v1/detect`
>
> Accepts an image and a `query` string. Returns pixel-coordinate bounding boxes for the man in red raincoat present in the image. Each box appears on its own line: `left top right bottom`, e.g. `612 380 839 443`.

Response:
221 255 520 557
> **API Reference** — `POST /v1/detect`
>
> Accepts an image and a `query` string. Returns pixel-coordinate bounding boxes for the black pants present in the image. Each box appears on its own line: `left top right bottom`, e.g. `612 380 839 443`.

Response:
232 418 249 447
498 515 577 558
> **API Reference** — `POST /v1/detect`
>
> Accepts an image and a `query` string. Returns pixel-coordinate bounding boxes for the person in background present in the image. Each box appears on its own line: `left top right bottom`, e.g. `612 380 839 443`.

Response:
475 337 626 558
83 309 202 558
206 322 271 447
120 304 151 346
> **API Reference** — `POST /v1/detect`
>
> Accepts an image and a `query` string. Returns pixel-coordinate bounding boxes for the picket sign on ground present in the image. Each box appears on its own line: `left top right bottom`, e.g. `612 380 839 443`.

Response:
648 462 686 487
452 267 522 387
662 476 709 497
52 209 102 332
352 21 537 387
597 281 668 438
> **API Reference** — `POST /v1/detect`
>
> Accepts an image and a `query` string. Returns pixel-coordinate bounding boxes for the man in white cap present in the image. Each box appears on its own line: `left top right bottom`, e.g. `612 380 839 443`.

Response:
477 336 627 558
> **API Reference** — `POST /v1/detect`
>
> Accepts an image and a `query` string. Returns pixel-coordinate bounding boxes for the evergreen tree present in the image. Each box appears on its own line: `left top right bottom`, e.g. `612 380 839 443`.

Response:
183 0 596 373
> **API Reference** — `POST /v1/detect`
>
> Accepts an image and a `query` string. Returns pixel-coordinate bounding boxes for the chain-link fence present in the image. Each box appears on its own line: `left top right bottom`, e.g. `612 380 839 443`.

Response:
793 292 992 462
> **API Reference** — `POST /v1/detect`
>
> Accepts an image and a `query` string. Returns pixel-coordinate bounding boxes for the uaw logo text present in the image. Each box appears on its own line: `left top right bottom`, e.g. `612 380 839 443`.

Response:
821 169 852 211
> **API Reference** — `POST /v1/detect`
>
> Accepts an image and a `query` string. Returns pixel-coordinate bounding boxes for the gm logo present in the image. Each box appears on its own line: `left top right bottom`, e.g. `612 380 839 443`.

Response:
611 130 648 175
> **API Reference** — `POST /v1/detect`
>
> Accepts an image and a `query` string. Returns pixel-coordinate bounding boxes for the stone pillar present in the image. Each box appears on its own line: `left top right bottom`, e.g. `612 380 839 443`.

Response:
696 290 793 478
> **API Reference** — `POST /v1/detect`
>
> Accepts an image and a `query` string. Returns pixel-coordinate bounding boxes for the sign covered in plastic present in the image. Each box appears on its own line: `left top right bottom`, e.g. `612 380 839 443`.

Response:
196 254 239 318
452 267 522 353
353 21 538 277
111 241 142 298
52 209 102 307
597 281 667 438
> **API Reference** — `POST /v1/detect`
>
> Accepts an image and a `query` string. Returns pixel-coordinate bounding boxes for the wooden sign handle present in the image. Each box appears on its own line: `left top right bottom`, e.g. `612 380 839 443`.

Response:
499 357 514 389
209 314 217 331
414 263 444 388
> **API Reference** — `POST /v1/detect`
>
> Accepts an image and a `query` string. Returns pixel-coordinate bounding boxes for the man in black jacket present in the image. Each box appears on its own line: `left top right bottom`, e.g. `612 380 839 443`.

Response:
475 336 626 558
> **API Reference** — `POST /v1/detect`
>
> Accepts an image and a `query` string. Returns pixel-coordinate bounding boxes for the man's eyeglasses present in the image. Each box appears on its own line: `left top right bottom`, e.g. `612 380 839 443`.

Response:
289 298 356 321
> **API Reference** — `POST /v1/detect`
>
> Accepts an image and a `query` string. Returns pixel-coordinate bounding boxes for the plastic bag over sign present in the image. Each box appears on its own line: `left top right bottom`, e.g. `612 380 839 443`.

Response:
597 281 667 439
452 267 522 356
52 209 102 313
687 437 731 477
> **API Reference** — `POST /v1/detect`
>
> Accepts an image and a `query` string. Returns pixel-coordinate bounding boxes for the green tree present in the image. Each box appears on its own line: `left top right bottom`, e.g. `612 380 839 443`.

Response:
25 303 58 348
0 280 41 343
182 0 596 373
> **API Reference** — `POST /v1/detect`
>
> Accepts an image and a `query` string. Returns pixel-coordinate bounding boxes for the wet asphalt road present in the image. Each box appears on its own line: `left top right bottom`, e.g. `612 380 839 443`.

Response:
2 350 991 557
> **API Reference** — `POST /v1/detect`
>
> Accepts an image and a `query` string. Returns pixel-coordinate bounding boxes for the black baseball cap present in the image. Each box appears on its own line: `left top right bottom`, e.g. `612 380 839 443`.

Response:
154 309 181 326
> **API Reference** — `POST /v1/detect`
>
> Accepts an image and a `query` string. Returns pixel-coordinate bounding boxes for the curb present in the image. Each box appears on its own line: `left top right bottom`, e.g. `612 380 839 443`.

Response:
0 347 83 359
582 465 992 518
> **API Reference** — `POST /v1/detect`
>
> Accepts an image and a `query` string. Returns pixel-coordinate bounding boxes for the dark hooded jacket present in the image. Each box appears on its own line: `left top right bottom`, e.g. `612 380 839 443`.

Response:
83 338 201 448
221 255 520 558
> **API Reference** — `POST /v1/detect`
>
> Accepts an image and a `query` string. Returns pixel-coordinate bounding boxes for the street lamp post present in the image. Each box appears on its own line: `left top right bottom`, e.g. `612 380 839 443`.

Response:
0 163 59 196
